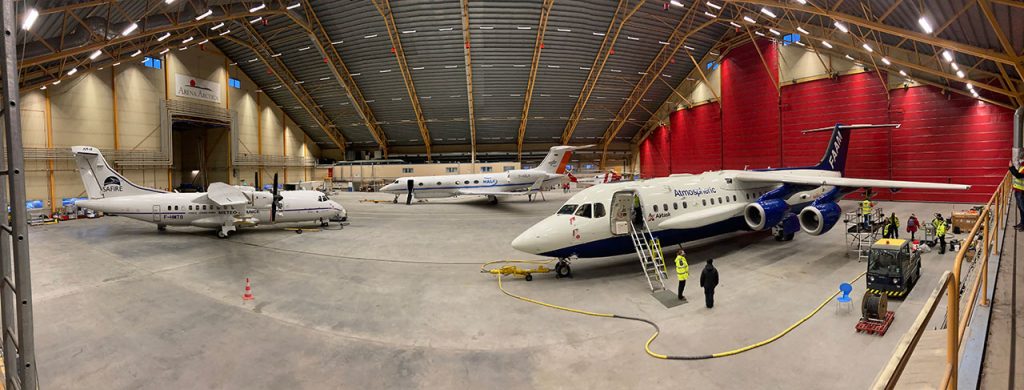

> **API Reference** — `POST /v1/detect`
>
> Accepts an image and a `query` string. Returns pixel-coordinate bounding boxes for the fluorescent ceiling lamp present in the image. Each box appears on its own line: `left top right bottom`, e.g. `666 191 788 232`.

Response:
271 53 282 57
755 31 766 37
704 11 716 18
861 43 872 52
670 0 685 7
249 4 266 12
951 63 959 71
834 21 848 33
131 50 142 57
760 8 776 18
795 41 805 47
942 50 954 62
729 21 741 28
844 54 854 60
956 70 965 78
198 39 208 45
403 30 417 33
917 17 933 34
821 41 832 49
219 29 231 36
181 36 194 44
40 86 46 90
157 32 171 41
211 22 224 30
298 46 310 51
89 50 102 60
769 29 780 36
165 0 176 4
683 45 695 50
796 26 809 34
22 8 39 30
159 48 169 54
796 0 806 3
178 46 188 51
67 67 78 76
52 80 61 85
966 83 974 90
196 10 212 20
113 62 121 66
249 17 263 23
899 70 907 76
706 2 722 10
881 57 890 65
287 3 301 10
743 15 756 24
122 23 139 36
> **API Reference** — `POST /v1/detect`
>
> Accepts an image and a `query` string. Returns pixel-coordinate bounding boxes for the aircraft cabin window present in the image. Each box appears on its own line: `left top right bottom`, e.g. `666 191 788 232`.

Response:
718 197 723 204
710 198 715 205
418 183 424 186
203 205 207 210
663 204 668 211
702 199 707 206
574 204 593 218
733 195 737 201
474 180 479 184
167 206 171 211
594 203 606 218
464 180 470 185
673 203 678 210
189 205 193 211
653 204 659 212
174 206 179 211
683 202 688 209
436 182 441 185
557 204 578 215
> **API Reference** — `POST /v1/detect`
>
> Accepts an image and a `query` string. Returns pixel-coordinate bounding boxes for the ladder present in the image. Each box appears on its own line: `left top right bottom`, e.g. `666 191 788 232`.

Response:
629 216 669 292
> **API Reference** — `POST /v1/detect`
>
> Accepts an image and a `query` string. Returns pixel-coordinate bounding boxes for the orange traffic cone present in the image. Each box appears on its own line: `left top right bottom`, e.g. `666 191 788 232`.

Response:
242 278 255 301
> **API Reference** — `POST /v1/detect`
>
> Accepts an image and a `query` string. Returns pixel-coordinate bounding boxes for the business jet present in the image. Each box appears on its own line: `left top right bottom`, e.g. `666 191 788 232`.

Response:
379 145 591 205
71 146 346 238
511 124 970 277
569 170 624 188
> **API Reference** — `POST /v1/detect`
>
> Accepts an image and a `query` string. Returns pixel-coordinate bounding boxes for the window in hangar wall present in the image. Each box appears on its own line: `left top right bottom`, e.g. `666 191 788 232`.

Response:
229 77 241 89
143 56 162 69
782 33 801 46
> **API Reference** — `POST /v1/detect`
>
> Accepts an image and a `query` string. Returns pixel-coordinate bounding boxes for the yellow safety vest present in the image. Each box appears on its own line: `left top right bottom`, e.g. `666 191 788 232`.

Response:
861 200 872 214
892 216 899 227
936 222 947 237
675 255 689 281
1014 167 1024 191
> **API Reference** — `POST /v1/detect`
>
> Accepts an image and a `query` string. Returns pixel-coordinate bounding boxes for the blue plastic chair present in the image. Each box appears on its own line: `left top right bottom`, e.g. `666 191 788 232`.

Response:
836 283 854 314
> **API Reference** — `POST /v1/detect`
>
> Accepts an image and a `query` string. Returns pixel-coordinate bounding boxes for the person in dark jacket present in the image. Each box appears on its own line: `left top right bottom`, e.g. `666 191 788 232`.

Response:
699 258 720 308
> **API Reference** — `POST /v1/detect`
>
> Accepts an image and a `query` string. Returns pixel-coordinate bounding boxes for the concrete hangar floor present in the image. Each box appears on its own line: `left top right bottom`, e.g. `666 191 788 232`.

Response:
33 190 965 389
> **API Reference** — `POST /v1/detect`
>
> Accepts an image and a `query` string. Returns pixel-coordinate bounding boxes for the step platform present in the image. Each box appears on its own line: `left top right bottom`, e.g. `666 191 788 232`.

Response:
855 311 895 336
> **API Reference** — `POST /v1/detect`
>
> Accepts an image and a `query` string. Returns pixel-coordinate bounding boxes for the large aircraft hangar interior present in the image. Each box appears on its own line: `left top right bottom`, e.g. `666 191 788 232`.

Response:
1 0 1022 389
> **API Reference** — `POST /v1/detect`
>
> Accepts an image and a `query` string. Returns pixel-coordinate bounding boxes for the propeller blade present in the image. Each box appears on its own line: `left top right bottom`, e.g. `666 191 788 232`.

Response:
271 173 280 222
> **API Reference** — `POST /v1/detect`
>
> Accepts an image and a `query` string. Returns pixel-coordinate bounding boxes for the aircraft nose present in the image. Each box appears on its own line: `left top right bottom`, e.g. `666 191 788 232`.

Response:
511 217 563 255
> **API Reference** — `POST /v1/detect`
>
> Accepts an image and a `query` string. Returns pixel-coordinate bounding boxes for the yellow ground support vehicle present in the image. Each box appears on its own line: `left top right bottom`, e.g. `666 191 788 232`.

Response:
866 239 922 298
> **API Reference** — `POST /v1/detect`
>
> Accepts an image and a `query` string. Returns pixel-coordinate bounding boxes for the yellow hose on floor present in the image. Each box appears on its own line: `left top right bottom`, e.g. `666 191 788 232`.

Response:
485 259 866 360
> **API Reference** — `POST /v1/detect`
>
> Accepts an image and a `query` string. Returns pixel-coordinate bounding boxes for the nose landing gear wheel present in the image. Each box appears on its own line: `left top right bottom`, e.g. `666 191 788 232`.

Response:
555 260 572 278
218 230 229 238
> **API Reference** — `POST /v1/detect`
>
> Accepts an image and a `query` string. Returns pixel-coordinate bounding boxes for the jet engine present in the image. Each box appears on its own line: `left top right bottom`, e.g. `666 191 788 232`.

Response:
798 202 842 236
744 198 789 231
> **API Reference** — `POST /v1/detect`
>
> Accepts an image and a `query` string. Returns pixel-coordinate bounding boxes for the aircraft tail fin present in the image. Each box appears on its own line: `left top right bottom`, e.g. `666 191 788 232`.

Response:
72 146 166 199
798 123 900 175
533 144 593 174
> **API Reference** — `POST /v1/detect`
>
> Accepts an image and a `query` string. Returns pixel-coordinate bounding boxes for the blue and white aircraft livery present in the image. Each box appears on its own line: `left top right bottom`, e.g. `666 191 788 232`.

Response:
379 145 591 204
511 124 970 273
71 146 346 238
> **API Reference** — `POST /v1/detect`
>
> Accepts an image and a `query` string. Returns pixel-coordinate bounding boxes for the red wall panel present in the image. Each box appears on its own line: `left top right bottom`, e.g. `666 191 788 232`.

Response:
638 40 1012 203
639 125 670 178
889 86 1013 203
721 39 780 169
780 72 893 199
669 104 722 174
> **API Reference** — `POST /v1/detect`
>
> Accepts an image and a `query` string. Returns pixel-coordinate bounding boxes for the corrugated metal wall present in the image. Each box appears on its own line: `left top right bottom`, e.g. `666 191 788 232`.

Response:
640 40 1013 203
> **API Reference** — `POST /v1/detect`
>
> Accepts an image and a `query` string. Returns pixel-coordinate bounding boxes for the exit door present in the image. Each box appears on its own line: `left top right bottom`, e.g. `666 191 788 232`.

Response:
152 205 161 222
610 191 635 236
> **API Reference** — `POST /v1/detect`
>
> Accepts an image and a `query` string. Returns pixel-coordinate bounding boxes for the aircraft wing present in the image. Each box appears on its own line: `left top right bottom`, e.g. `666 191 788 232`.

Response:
659 203 746 230
207 182 250 206
728 171 971 191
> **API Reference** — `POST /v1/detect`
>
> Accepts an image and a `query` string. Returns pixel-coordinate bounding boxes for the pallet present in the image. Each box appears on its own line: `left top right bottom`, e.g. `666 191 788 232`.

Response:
856 311 895 336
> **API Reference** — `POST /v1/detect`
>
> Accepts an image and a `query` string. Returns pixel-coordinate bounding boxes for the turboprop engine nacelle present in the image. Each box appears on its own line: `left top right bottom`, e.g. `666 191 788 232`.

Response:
248 191 273 209
744 198 788 231
798 202 842 236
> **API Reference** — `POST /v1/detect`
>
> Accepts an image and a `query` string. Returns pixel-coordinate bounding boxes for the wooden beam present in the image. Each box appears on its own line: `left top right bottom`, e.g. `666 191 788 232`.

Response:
371 0 433 160
744 28 779 94
460 0 477 165
977 0 1024 97
560 0 646 144
516 0 556 161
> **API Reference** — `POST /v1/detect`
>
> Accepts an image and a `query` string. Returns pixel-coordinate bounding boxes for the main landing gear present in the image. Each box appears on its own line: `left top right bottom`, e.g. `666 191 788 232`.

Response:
487 195 499 205
555 258 573 278
157 224 167 232
218 224 236 239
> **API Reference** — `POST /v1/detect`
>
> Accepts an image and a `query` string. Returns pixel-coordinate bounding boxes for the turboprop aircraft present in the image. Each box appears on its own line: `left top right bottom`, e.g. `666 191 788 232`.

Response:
511 124 970 277
71 146 346 238
569 170 624 188
379 145 592 205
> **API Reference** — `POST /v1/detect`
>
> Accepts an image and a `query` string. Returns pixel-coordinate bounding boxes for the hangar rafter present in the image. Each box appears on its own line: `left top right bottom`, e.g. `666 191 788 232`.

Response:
515 0 556 161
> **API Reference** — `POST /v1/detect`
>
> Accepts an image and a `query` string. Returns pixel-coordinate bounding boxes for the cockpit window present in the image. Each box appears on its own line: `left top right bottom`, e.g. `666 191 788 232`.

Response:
594 203 606 218
557 204 578 215
574 204 593 218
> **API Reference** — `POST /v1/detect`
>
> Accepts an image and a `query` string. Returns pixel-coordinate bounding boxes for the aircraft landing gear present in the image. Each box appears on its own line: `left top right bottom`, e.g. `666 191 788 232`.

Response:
393 195 399 204
555 258 572 278
320 218 330 227
157 224 167 232
218 224 236 239
488 195 499 205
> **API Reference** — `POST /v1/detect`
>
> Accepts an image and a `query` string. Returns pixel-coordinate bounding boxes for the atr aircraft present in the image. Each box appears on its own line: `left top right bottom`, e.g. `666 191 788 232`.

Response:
72 146 346 238
569 170 624 188
511 124 970 277
379 145 591 204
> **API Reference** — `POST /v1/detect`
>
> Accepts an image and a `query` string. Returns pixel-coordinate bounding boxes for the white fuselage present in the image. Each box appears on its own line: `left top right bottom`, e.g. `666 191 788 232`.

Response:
78 190 345 229
512 169 838 258
378 169 565 198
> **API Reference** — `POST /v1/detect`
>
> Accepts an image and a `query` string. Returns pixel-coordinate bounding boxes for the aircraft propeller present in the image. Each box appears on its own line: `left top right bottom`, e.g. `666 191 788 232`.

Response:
271 173 283 222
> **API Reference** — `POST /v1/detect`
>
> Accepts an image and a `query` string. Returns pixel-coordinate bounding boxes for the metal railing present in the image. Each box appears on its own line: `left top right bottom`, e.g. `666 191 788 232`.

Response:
873 172 1012 389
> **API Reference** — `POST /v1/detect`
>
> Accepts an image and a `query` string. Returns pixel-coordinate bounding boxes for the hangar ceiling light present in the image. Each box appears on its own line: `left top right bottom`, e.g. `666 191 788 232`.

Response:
89 50 102 60
861 43 872 52
881 57 891 65
917 17 934 34
956 70 965 78
122 23 138 36
287 3 301 10
704 11 716 18
66 67 77 76
165 0 176 3
159 48 169 55
821 40 832 49
899 70 907 76
219 30 231 36
706 1 722 10
743 16 756 24
670 0 685 7
250 17 263 23
196 10 212 21
157 32 171 41
182 36 194 44
760 8 776 18
834 21 848 33
769 29 780 36
211 22 225 30
250 4 266 13
21 8 38 30
729 21 741 28
796 26 809 34
942 50 954 62
130 50 142 57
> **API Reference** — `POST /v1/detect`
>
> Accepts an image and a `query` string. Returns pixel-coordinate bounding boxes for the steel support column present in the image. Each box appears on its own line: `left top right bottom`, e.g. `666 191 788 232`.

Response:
0 0 39 388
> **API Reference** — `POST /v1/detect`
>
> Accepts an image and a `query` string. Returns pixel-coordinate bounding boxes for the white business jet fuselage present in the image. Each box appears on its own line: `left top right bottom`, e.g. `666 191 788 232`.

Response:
379 145 589 204
72 146 346 237
511 124 971 262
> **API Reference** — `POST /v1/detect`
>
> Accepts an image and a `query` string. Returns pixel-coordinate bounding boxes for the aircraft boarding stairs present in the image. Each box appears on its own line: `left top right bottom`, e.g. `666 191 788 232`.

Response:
629 217 670 292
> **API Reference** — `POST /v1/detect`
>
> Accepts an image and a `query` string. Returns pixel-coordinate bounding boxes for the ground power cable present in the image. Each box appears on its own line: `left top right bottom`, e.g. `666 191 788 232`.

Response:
483 259 866 360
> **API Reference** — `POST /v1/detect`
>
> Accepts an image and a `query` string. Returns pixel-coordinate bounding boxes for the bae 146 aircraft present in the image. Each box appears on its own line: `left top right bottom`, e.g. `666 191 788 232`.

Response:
71 146 346 238
379 145 591 205
511 124 970 277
